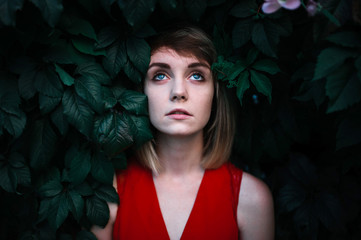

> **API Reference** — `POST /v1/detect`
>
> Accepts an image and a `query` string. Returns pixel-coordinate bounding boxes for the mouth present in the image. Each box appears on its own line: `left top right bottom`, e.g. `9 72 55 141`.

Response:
166 109 192 116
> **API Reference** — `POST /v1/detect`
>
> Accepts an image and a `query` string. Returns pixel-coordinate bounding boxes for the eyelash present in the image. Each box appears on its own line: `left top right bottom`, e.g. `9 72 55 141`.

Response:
152 72 169 81
189 72 204 81
151 72 205 81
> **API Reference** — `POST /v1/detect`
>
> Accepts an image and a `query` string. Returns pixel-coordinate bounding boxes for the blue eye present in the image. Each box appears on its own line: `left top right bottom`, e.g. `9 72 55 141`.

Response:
190 73 203 81
154 74 166 81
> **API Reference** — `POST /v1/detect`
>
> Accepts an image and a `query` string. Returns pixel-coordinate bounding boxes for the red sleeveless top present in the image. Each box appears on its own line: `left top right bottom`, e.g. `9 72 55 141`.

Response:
113 161 243 239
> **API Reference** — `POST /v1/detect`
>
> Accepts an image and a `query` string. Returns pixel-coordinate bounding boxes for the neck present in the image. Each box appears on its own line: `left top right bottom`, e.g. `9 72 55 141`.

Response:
155 132 204 176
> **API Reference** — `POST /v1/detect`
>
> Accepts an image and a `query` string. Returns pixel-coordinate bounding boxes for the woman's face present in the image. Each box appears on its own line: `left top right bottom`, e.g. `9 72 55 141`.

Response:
144 47 214 138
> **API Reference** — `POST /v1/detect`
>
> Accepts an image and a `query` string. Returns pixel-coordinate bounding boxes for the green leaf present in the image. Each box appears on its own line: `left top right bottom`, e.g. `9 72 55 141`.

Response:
38 198 52 222
95 26 120 50
252 59 280 75
326 66 361 113
99 0 116 15
158 0 177 11
1 109 26 138
229 0 257 18
185 0 207 22
49 192 69 229
121 0 156 27
278 184 306 212
12 163 31 187
320 8 341 26
72 38 106 57
327 31 361 48
250 70 272 103
75 63 111 85
75 76 104 114
212 58 247 88
94 184 119 203
0 165 15 192
0 82 26 137
29 0 63 27
51 105 69 135
39 93 61 114
62 89 94 137
18 69 37 100
66 18 97 40
44 39 93 65
103 40 127 78
112 153 127 170
314 47 358 80
128 115 153 148
91 152 114 184
93 111 134 157
252 22 276 58
102 86 117 110
336 113 361 150
126 37 151 74
0 91 21 116
246 48 259 65
29 120 57 170
236 71 250 105
67 190 84 221
228 60 247 82
86 196 109 227
0 81 26 137
133 25 157 39
38 179 63 198
123 60 143 84
269 18 292 37
117 89 148 115
289 153 317 185
0 0 25 26
232 19 253 48
294 78 326 108
74 182 94 197
76 230 97 240
65 147 92 185
55 64 75 86
315 192 343 232
34 68 63 98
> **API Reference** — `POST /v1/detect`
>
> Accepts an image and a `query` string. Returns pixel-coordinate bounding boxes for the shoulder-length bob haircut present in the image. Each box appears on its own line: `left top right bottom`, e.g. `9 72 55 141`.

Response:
136 26 235 173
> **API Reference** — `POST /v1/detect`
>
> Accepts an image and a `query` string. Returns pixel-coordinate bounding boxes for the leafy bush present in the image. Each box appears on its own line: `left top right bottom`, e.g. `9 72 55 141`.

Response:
0 0 360 239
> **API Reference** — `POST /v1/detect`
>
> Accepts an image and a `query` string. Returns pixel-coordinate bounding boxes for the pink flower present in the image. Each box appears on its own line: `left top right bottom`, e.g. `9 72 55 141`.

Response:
262 0 301 14
306 0 318 16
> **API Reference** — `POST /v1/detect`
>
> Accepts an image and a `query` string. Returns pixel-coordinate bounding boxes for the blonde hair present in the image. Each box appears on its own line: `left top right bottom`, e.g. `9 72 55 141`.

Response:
137 26 235 173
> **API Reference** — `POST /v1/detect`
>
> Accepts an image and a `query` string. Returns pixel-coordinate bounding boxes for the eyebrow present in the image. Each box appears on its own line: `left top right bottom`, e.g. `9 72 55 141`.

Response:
147 62 210 70
188 62 210 69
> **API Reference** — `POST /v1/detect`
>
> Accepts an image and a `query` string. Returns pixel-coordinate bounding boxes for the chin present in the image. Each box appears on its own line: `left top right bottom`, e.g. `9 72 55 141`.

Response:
162 129 203 138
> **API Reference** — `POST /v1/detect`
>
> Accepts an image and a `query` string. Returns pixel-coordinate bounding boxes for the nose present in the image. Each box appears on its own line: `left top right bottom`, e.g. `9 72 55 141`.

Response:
170 77 188 101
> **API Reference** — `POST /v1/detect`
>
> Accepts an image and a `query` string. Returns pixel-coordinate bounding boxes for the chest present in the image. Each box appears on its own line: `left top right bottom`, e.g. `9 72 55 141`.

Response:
153 175 204 240
113 164 240 240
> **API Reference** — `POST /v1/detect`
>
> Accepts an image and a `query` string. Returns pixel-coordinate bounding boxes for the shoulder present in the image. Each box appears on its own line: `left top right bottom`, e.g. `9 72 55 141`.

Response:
237 172 274 240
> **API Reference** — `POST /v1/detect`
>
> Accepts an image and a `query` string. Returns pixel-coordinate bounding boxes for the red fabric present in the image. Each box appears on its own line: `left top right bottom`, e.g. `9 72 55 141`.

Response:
113 161 243 240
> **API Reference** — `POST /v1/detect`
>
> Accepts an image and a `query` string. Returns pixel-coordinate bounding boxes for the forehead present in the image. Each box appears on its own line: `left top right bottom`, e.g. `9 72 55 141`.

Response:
150 47 210 67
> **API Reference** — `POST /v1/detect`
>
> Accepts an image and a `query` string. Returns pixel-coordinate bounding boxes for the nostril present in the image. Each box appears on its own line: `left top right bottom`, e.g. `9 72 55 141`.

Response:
171 95 186 101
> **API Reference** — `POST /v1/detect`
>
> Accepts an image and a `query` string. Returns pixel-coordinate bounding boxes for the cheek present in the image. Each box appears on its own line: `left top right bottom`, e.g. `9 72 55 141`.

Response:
145 88 161 121
198 87 214 119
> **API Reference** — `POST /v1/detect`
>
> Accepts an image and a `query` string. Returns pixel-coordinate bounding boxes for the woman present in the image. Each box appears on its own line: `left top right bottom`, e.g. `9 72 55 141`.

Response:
92 26 274 240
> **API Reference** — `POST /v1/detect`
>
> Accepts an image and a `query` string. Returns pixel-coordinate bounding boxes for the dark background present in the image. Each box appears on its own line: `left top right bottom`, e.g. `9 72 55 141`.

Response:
0 0 360 239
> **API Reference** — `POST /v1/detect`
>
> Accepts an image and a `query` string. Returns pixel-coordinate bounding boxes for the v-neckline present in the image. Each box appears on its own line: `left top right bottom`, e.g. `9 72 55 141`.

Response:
149 170 207 240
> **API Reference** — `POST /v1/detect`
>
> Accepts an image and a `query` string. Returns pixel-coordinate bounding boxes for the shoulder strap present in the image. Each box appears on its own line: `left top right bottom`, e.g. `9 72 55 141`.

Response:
226 163 243 218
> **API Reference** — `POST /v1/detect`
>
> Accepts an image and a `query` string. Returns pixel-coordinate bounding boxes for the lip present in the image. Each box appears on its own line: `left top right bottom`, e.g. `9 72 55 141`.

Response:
166 108 192 119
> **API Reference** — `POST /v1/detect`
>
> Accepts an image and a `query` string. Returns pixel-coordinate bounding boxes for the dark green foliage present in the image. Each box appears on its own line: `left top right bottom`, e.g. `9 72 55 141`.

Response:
0 0 360 239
